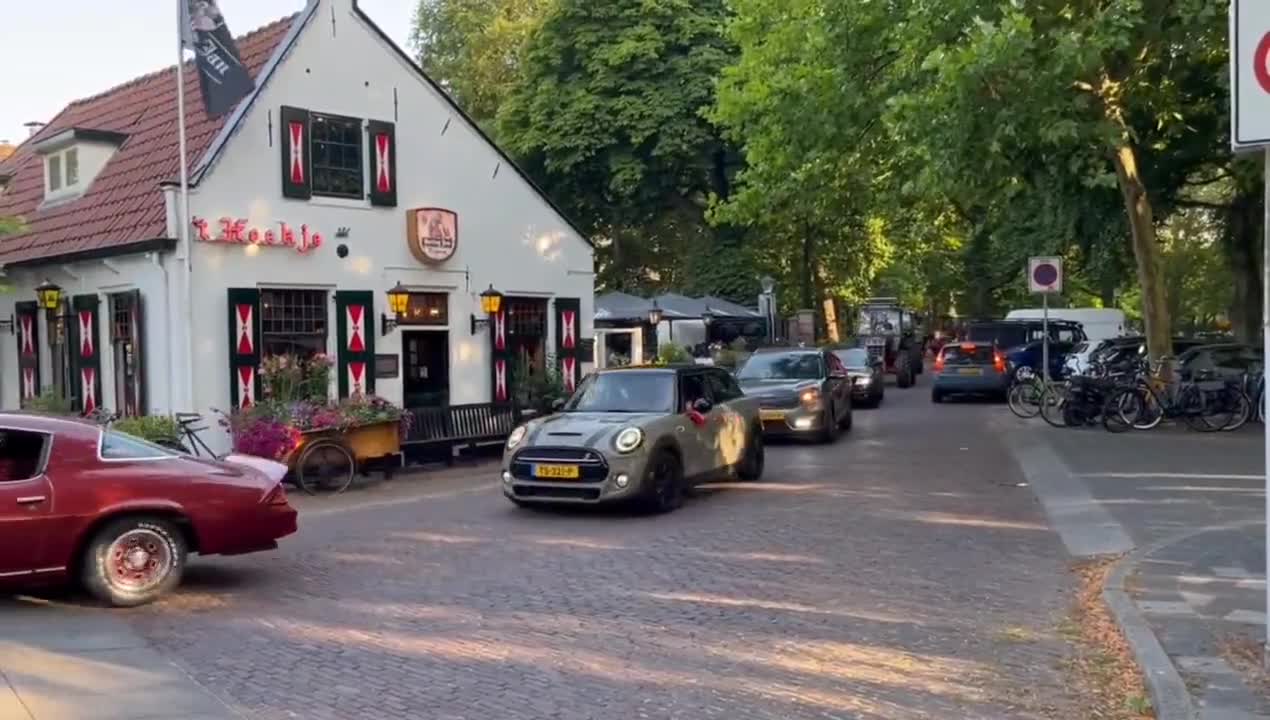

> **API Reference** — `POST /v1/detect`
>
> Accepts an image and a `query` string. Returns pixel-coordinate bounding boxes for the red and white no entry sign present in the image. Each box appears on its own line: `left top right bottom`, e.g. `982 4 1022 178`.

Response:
1028 256 1063 294
1233 0 1270 149
1256 32 1270 93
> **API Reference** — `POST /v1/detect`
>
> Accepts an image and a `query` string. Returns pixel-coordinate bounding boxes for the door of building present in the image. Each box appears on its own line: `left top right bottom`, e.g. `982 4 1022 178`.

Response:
402 331 449 408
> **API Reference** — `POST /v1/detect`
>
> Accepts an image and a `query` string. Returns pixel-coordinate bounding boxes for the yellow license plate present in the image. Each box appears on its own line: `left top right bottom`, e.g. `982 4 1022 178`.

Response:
957 368 983 376
760 410 786 421
533 464 580 479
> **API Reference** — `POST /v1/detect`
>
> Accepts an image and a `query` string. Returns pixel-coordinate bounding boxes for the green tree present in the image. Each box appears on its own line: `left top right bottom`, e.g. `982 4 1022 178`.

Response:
495 0 743 296
411 0 552 128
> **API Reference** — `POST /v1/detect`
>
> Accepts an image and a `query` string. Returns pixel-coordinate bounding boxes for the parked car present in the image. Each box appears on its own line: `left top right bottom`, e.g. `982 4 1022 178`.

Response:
734 348 853 442
832 347 885 408
501 365 764 513
1177 343 1263 381
968 320 1085 381
1065 336 1209 376
931 341 1009 402
0 413 297 607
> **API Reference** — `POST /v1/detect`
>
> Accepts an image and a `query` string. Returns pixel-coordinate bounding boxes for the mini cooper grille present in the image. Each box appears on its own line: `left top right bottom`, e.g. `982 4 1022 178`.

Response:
511 447 609 482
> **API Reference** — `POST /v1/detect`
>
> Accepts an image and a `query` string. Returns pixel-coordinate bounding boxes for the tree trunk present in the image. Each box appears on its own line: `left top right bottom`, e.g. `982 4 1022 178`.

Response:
1111 143 1171 361
1224 188 1264 343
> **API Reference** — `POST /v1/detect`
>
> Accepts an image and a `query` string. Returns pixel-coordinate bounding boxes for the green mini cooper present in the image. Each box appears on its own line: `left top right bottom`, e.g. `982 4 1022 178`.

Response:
501 365 765 513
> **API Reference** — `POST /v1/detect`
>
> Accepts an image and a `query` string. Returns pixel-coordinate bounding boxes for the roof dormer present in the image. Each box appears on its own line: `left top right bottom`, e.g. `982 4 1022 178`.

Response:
32 127 128 205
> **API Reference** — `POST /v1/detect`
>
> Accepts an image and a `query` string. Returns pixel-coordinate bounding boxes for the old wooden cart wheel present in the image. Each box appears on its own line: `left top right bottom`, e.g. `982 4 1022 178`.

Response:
296 439 356 495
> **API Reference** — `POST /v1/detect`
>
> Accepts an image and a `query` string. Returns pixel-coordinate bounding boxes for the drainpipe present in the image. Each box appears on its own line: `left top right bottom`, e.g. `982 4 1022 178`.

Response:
159 182 178 415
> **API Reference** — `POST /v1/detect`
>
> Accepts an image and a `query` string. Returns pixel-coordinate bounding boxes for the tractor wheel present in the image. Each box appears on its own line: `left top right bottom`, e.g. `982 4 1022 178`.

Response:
896 353 914 388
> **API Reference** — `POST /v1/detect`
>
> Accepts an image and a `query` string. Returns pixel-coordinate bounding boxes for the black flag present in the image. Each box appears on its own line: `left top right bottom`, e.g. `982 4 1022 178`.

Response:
180 0 256 117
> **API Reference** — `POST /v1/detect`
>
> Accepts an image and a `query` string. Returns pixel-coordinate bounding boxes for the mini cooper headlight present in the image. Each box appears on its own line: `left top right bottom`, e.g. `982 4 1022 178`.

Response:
614 427 644 454
507 425 528 449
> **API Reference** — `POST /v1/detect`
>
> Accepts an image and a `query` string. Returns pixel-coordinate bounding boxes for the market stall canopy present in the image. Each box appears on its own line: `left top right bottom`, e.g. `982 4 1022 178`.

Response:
596 292 665 321
698 295 764 319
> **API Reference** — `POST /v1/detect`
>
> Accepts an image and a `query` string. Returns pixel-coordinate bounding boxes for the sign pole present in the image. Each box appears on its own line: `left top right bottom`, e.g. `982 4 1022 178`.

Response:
1263 146 1269 668
1042 291 1050 383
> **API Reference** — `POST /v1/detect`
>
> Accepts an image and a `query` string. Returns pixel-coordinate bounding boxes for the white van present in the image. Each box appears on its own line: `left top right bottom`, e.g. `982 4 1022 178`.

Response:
1004 308 1126 344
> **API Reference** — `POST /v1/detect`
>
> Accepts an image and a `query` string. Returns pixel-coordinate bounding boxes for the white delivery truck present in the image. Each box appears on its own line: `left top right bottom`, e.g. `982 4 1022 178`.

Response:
1004 308 1126 343
1005 308 1128 375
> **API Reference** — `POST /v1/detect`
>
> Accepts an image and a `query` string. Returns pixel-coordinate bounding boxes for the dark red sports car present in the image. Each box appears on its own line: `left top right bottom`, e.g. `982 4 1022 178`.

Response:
0 413 297 606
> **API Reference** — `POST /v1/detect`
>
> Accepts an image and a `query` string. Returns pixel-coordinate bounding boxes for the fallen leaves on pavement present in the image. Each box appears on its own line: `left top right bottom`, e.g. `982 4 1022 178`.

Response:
1056 557 1155 720
1219 634 1270 702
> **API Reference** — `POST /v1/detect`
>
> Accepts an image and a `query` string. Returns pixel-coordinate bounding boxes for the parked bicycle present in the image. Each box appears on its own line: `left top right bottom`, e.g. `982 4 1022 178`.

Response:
1102 356 1238 433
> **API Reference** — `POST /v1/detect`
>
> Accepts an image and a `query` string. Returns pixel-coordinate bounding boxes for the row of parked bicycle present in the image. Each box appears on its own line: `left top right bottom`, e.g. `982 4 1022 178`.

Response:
1006 341 1262 433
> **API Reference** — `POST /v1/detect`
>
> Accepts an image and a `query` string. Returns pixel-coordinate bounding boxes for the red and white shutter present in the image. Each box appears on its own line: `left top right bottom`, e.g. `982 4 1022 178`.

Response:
491 308 509 403
227 289 261 408
280 106 312 200
367 120 397 207
336 291 375 398
71 295 103 415
554 298 582 392
14 302 40 406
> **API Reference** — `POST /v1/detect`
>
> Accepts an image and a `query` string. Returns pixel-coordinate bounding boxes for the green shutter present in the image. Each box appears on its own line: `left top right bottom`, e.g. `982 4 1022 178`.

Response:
554 298 581 392
490 305 511 404
15 302 40 407
70 295 103 415
335 291 376 398
227 288 261 408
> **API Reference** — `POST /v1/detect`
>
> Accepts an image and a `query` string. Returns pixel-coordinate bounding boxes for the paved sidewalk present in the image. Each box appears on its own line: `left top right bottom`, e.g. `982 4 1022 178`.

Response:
1003 416 1269 719
1129 524 1269 719
0 597 238 720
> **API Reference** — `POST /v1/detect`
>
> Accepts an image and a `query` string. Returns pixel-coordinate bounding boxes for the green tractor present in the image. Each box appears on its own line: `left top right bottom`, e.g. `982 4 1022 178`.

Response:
854 298 923 388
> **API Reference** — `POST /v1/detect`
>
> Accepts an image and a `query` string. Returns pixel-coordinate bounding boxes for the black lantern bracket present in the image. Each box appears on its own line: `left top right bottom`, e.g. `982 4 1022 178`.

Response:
0 315 13 335
381 280 410 336
470 284 504 336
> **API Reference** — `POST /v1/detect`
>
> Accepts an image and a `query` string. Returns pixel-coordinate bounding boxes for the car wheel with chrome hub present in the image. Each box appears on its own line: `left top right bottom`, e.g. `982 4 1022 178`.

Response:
83 517 187 607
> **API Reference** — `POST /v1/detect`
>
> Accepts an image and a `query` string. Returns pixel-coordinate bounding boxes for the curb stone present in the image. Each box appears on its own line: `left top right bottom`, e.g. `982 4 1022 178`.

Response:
1101 520 1264 720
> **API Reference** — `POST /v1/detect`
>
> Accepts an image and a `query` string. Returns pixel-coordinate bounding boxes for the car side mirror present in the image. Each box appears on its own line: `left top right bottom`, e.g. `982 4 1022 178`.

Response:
551 398 567 412
691 398 713 414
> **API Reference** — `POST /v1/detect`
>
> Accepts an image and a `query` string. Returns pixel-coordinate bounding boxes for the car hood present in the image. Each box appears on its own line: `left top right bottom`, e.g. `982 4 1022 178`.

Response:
737 379 820 395
525 412 665 448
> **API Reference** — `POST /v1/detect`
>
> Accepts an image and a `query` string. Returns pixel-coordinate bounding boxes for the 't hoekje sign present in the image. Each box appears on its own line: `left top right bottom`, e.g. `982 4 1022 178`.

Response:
1231 0 1270 150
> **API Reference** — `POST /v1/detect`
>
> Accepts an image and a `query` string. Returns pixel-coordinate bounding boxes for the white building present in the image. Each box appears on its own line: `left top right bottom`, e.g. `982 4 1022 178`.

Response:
0 0 594 450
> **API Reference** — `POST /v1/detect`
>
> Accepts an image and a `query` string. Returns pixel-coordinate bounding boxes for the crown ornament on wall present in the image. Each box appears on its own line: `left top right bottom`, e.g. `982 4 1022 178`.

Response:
335 227 351 238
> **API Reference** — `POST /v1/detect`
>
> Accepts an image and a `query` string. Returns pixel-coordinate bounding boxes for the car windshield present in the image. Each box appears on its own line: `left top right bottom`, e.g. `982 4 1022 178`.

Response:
736 353 824 380
564 372 675 413
834 348 871 368
857 309 900 335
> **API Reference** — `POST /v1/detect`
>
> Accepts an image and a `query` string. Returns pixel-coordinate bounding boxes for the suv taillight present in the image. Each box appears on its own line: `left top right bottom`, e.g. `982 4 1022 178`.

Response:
994 352 1006 373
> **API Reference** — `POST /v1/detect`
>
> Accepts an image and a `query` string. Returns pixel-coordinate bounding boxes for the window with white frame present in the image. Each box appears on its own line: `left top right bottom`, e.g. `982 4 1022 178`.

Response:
45 147 79 194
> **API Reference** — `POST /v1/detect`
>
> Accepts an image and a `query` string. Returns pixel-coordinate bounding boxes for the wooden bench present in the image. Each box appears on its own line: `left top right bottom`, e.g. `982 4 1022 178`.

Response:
401 402 523 463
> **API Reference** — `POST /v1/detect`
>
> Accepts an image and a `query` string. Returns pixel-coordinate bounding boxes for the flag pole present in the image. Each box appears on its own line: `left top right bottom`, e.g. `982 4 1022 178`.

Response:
176 4 195 415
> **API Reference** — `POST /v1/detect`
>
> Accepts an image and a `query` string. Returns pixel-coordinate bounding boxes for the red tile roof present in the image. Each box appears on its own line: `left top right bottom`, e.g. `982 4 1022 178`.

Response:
0 15 297 267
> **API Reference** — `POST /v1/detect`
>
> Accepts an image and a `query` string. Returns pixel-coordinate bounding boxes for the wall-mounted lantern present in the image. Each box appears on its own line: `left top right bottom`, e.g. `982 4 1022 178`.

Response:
470 284 504 335
381 281 410 335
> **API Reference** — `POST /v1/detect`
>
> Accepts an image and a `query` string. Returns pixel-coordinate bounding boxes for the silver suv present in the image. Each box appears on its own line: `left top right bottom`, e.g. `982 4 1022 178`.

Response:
501 365 764 513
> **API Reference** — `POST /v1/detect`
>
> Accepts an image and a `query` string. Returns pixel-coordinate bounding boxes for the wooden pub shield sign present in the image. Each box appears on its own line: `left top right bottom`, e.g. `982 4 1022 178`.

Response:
406 208 458 264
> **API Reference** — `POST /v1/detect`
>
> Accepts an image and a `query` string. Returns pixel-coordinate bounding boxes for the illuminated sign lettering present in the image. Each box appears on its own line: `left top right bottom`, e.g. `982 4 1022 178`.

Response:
192 217 323 254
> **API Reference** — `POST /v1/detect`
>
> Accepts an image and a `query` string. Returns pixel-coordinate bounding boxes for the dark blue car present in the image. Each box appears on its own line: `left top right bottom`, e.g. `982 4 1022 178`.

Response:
965 320 1086 381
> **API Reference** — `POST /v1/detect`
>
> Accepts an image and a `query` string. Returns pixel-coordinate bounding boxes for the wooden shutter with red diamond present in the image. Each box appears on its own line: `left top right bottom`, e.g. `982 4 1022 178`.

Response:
554 298 582 392
14 302 40 407
336 291 376 398
280 106 311 200
70 294 103 415
226 288 261 408
367 120 397 207
490 307 510 404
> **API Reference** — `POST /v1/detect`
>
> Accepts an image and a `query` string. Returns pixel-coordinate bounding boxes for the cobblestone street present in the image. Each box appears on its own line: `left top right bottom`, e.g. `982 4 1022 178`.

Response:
116 381 1084 720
